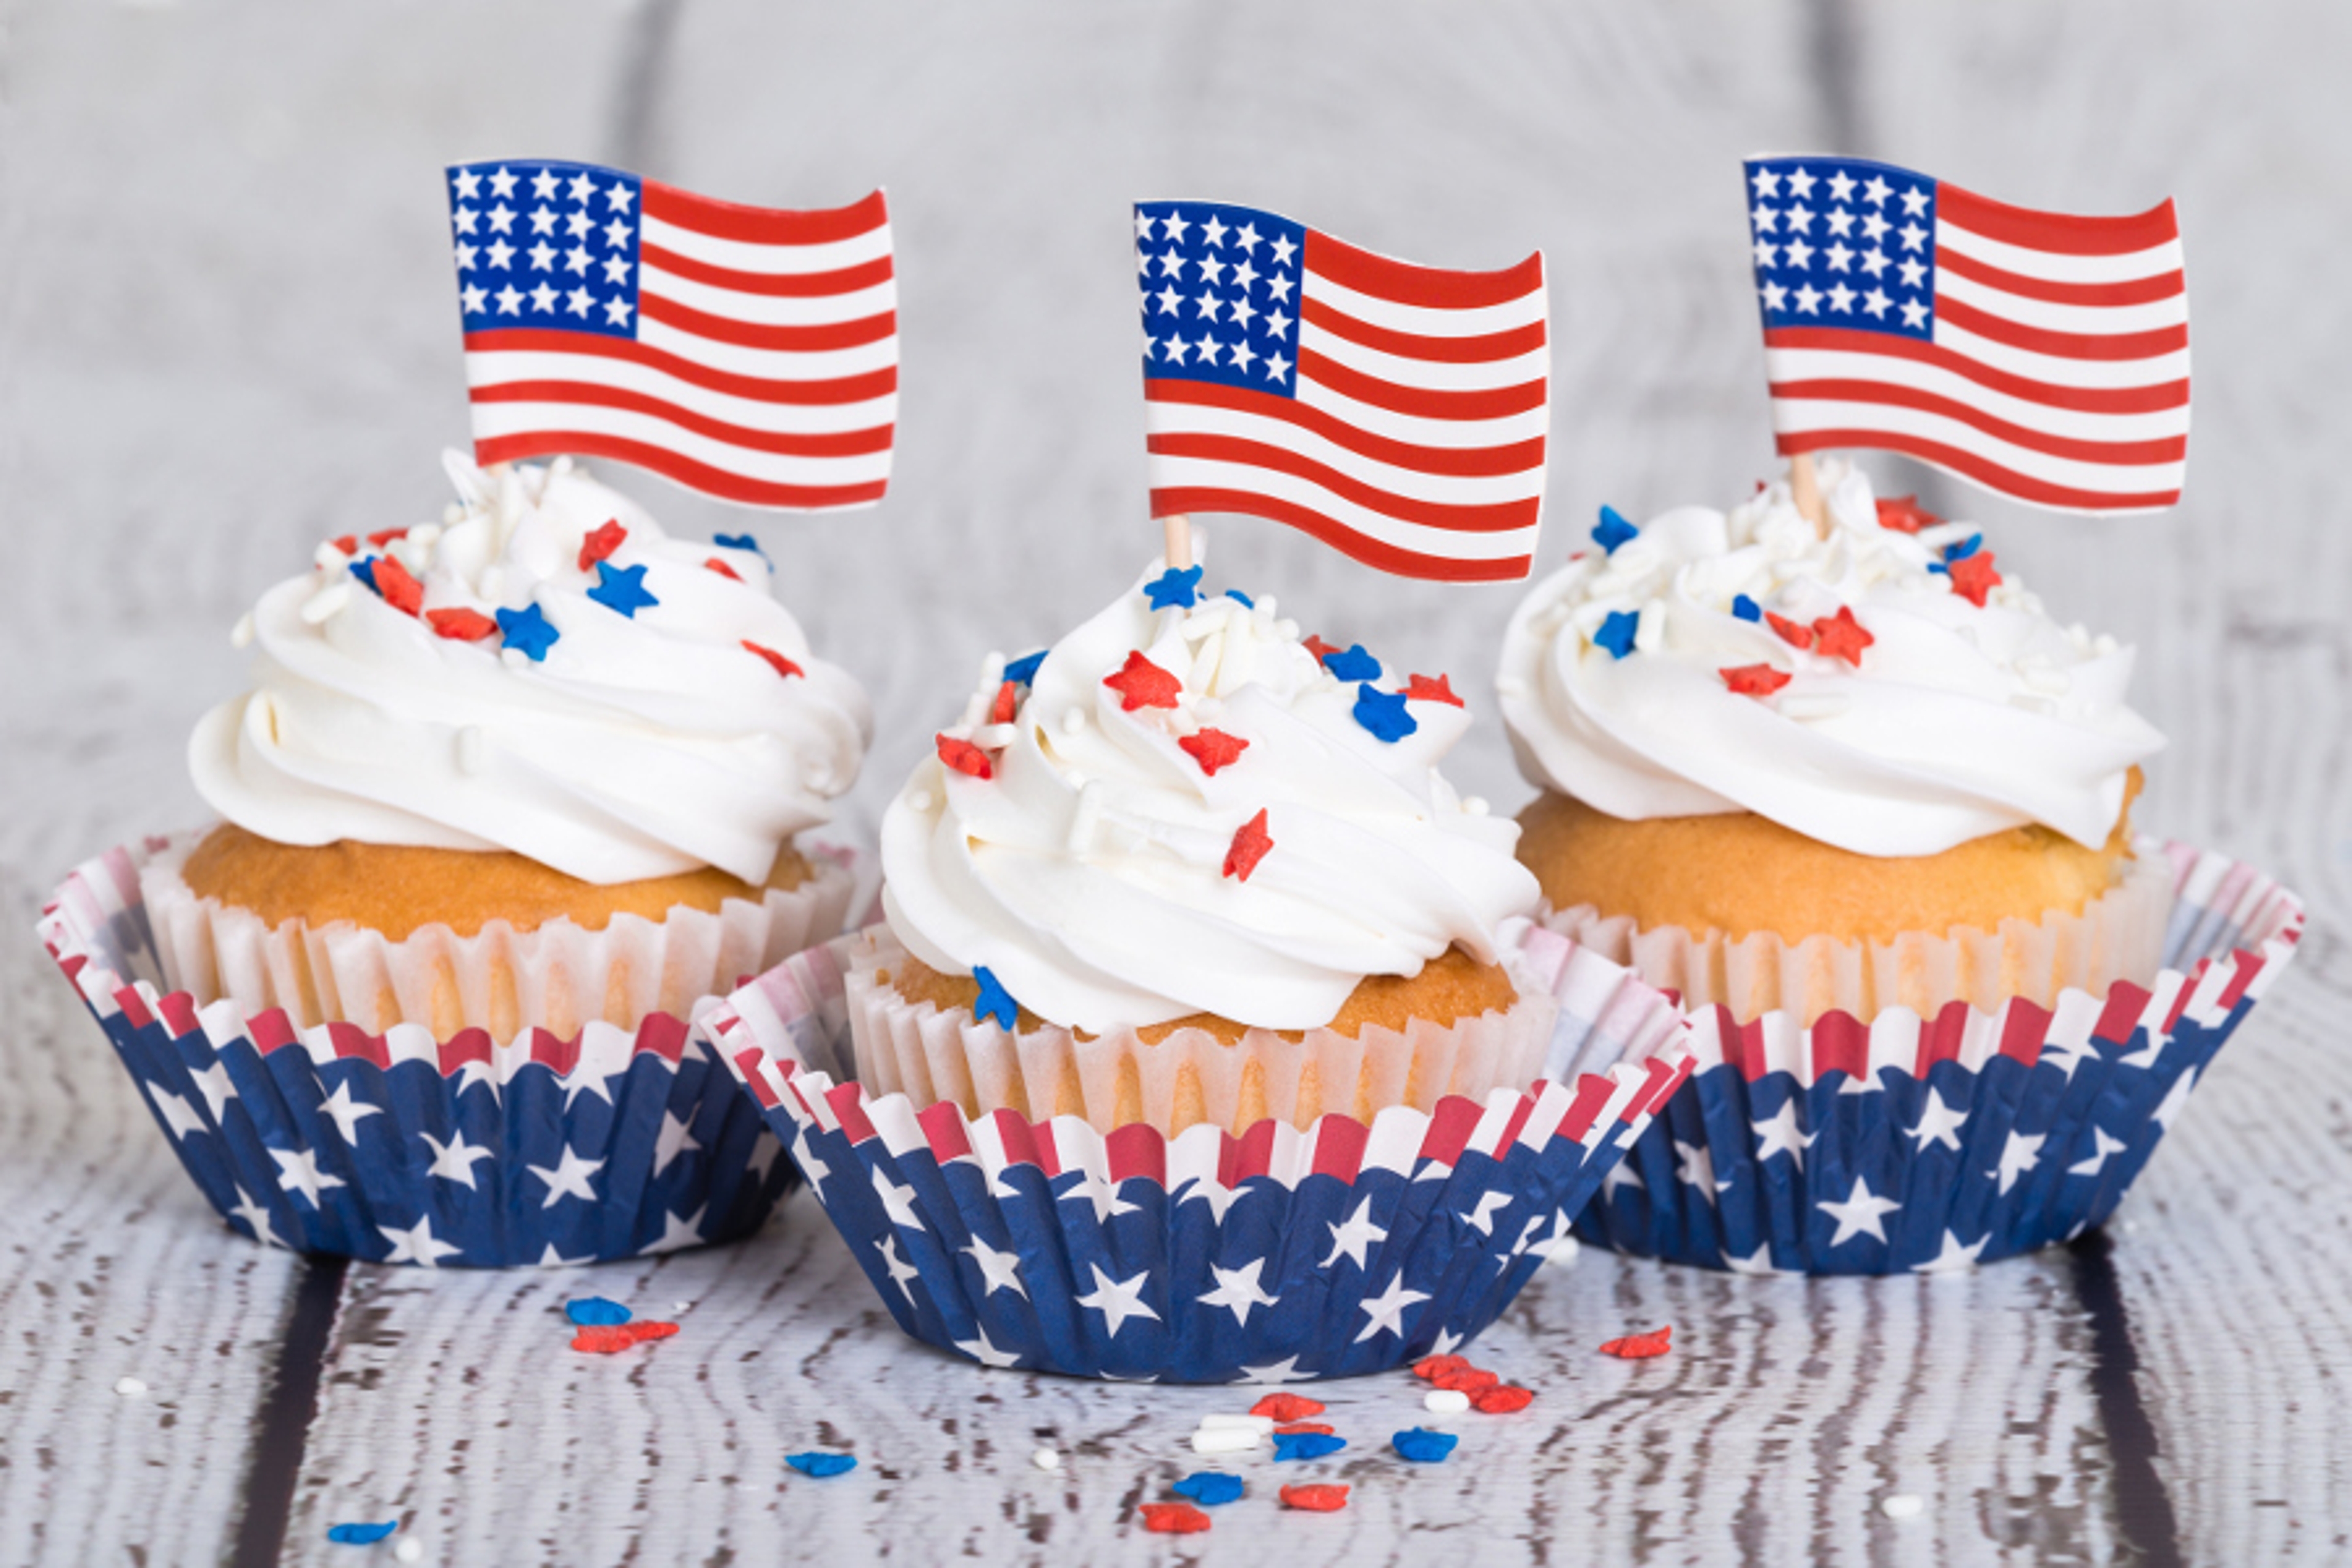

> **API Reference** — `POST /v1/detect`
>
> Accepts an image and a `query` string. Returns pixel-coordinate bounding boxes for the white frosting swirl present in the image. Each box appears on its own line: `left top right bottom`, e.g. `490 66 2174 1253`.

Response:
879 558 1540 1033
192 453 872 884
1496 458 2163 856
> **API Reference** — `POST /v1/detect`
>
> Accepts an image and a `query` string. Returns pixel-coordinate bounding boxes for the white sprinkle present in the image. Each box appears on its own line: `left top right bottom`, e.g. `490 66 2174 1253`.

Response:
981 650 1007 685
300 583 352 625
230 612 256 649
907 790 934 813
1274 619 1299 643
1060 708 1087 737
1776 692 1851 722
1496 676 1526 698
1190 1427 1261 1455
395 1539 425 1564
973 723 1016 751
1423 1389 1470 1415
1066 781 1104 856
1198 1413 1275 1433
114 1376 148 1396
1881 1493 1924 1520
314 541 351 571
1632 599 1665 655
1031 1447 1061 1472
454 727 485 775
1462 797 1490 817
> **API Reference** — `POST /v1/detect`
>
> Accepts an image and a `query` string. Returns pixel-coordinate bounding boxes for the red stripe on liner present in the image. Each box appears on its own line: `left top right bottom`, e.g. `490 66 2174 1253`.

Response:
1294 346 1547 421
638 293 896 352
1934 294 2188 362
470 381 894 457
641 183 889 247
1555 1074 1618 1144
918 1102 976 1164
638 243 893 298
1107 1123 1167 1186
1937 185 2179 257
475 433 888 508
1147 432 1539 533
1773 429 2180 511
331 1021 393 1070
1417 1096 1485 1166
1766 327 2188 415
1767 378 2188 466
1935 245 2185 309
1305 230 1544 310
1147 378 1545 477
1310 1116 1369 1182
1300 295 1546 364
1811 1011 1870 1082
2000 999 2056 1066
2217 949 2264 1012
2093 980 2154 1047
466 329 896 405
634 1011 688 1064
1152 488 1528 582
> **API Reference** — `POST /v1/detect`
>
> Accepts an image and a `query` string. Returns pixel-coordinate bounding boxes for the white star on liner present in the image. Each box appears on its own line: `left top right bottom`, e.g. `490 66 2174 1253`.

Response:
271 1147 344 1207
1908 1087 1969 1153
1231 258 1259 292
1161 210 1193 245
603 298 634 328
538 1243 592 1267
1234 1355 1312 1385
1784 236 1816 270
1752 1102 1814 1166
1992 1131 2045 1196
1760 280 1789 312
1075 1264 1160 1338
1322 1196 1388 1270
746 1136 783 1185
876 1235 920 1303
422 1130 494 1189
1261 307 1292 339
1825 208 1855 239
1861 287 1893 320
2042 1032 2100 1082
872 1168 921 1228
566 209 594 239
1197 1258 1279 1327
650 1112 701 1178
1058 1169 1139 1225
566 285 595 318
1354 1272 1431 1344
453 241 478 272
1824 241 1855 273
1793 284 1823 314
1427 1327 1466 1359
1753 238 1779 270
1264 272 1294 303
1673 1139 1727 1199
1194 287 1224 320
1176 1177 1245 1224
1827 283 1858 313
190 1061 237 1121
492 285 522 314
316 1082 382 1144
1724 1241 1784 1276
1152 283 1183 316
1527 1210 1580 1266
641 1205 708 1256
565 244 592 275
1913 1230 1989 1274
1752 202 1781 234
1862 211 1891 243
963 1235 1027 1298
560 1063 627 1110
1460 1191 1512 1237
1602 1159 1645 1198
2069 1128 2130 1178
601 217 633 251
1198 254 1229 286
529 1145 605 1208
793 1133 831 1200
1860 247 1890 277
452 1053 500 1097
1785 202 1815 233
379 1215 462 1267
1262 351 1292 382
954 1323 1022 1369
151 1087 207 1142
1817 1175 1901 1246
228 1185 282 1248
1898 257 1929 290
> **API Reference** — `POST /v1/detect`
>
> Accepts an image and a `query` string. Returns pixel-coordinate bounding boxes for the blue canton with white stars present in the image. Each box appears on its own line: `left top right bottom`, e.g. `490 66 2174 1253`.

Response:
450 160 644 338
1136 202 1306 397
1746 157 1938 341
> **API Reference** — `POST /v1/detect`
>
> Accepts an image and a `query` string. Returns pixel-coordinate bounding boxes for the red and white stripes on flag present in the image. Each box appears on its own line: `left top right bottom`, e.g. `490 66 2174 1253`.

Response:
452 162 894 511
1746 156 2188 513
1135 202 1550 582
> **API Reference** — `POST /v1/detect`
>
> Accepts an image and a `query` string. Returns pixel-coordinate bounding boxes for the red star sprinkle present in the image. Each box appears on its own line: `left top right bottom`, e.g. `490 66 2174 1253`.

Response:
1765 611 1814 650
1302 634 1339 665
1875 494 1940 534
1414 1354 1473 1381
1404 673 1464 707
704 556 744 582
1810 605 1874 665
1140 1503 1211 1536
1102 650 1182 710
1947 551 2002 608
578 519 628 573
1223 809 1273 881
1280 1484 1350 1513
937 734 993 780
367 527 410 548
372 555 424 617
1599 1324 1673 1359
571 1321 680 1355
1251 1392 1325 1422
1721 663 1792 698
1178 727 1249 775
1433 1366 1500 1393
990 680 1019 725
1472 1385 1536 1414
742 641 804 680
330 534 358 556
426 607 499 641
1274 1422 1335 1436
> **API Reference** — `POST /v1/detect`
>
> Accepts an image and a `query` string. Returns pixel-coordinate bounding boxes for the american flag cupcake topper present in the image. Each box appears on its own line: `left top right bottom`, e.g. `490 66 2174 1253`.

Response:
447 160 896 511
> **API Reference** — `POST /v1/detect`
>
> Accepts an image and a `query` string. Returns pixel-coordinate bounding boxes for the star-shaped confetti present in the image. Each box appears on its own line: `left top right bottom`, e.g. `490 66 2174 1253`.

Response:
1766 611 1814 650
577 519 627 571
1593 610 1638 659
1172 1472 1245 1507
714 531 766 559
1875 494 1939 533
1721 663 1791 698
1403 673 1463 707
1732 594 1762 622
1352 684 1417 741
742 641 804 679
1224 809 1273 881
936 734 993 780
989 680 1019 724
971 965 1019 1031
704 556 743 581
1599 1324 1673 1359
1947 551 2002 607
1103 650 1182 710
1178 728 1248 775
1811 605 1874 665
1003 649 1046 686
1317 643 1381 681
427 607 498 641
1593 505 1638 552
1143 565 1204 609
588 560 658 617
495 603 560 661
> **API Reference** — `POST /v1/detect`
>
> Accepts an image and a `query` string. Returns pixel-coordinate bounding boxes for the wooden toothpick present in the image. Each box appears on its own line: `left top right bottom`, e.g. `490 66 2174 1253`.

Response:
1163 512 1194 572
1788 451 1829 536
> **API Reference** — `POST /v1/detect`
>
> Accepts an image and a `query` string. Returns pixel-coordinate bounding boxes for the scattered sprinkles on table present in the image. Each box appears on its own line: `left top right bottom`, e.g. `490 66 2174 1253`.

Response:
1172 1472 1246 1507
786 1452 858 1479
1140 1502 1213 1534
1272 1430 1347 1461
1251 1392 1324 1422
1392 1428 1460 1463
1600 1324 1674 1360
327 1521 401 1546
571 1319 678 1354
1280 1483 1349 1513
565 1296 631 1327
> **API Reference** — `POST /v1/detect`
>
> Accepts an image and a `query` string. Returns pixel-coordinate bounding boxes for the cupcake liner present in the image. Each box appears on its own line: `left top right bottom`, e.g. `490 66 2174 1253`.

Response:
701 924 1695 1382
1570 842 2304 1275
847 939 1558 1137
33 837 862 1267
139 832 859 1039
1542 848 2174 1027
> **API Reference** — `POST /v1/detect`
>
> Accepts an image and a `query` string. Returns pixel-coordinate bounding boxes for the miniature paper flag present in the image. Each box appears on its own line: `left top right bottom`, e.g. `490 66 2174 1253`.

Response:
1135 202 1549 582
1744 155 2188 513
447 160 895 510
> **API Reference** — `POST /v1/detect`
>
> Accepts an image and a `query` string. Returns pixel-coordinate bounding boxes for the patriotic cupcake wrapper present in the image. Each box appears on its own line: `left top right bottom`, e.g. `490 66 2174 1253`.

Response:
37 838 819 1268
699 924 1694 1383
1572 843 2304 1275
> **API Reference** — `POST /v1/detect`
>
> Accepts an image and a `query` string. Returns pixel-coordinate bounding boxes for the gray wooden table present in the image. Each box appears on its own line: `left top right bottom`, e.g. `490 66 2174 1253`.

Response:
3 2 2347 1563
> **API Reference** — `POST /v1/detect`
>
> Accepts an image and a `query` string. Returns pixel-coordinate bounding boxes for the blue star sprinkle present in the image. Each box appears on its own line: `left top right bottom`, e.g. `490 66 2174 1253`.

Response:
588 560 658 618
1319 643 1382 681
1593 609 1639 659
1224 588 1255 608
971 966 1019 1031
714 532 767 560
1002 649 1047 687
347 558 381 595
1943 533 1983 562
565 1297 631 1327
1392 1428 1460 1464
326 1522 399 1545
1144 565 1204 610
1731 594 1762 623
1272 1431 1348 1462
786 1452 858 1479
495 603 560 662
1172 1472 1246 1506
1594 505 1639 554
1353 684 1418 742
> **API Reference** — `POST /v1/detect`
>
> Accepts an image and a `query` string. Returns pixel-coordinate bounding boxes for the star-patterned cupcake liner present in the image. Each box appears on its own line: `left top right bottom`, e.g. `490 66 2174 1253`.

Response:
39 839 797 1267
699 922 1694 1383
1572 843 2304 1275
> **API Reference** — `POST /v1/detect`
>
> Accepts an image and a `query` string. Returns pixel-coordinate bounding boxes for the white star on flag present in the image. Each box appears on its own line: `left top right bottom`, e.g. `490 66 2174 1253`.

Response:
529 1145 605 1207
1322 1196 1388 1270
1908 1087 1969 1153
962 1235 1027 1298
270 1147 345 1207
379 1215 462 1267
1817 1175 1901 1246
1354 1272 1431 1343
652 1111 703 1177
1752 1102 1814 1166
1992 1131 2046 1195
2068 1127 2130 1178
151 1087 207 1142
422 1130 494 1189
954 1324 1023 1369
1075 1265 1159 1338
1197 1259 1280 1327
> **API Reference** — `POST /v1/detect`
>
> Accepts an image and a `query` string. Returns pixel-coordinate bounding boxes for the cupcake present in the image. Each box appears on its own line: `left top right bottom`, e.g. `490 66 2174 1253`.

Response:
1496 458 2303 1273
42 452 872 1266
702 555 1697 1381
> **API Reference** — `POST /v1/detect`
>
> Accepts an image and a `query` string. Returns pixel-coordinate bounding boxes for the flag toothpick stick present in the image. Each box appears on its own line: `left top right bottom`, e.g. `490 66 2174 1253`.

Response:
1163 513 1194 572
1787 451 1827 533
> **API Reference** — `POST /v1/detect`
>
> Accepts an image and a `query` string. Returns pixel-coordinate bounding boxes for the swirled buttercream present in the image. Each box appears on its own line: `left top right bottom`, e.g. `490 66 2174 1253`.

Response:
190 453 871 884
878 557 1540 1033
1496 458 2163 857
